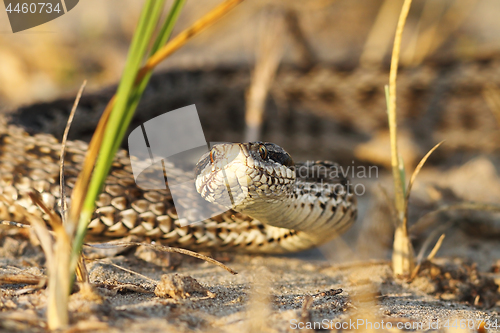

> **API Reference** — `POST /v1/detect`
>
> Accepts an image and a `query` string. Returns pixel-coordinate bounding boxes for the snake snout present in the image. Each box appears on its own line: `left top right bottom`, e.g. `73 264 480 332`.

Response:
193 142 296 214
194 143 246 207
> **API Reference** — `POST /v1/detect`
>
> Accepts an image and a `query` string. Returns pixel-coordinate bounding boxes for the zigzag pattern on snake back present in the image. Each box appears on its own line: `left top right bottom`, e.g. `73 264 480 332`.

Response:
0 119 356 253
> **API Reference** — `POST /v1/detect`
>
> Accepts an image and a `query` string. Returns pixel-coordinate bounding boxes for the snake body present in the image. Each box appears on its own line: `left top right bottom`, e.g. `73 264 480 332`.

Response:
3 54 500 252
0 121 356 253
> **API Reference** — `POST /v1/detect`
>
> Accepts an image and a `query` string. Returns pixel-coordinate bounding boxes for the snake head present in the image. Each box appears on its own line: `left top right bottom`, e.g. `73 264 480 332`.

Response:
194 142 295 212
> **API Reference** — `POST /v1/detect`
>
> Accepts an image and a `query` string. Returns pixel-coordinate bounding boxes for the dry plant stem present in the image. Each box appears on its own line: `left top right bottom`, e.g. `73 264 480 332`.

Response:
401 0 446 66
29 192 62 227
96 260 157 283
426 233 445 261
388 0 412 219
360 0 403 67
47 226 71 330
284 9 316 68
58 81 90 284
28 193 71 329
377 184 399 228
389 0 414 277
0 274 46 286
409 202 500 234
483 84 500 127
60 80 87 227
0 220 31 228
245 10 284 142
0 194 53 263
403 141 444 226
299 295 315 333
411 232 447 280
69 95 114 227
247 270 271 333
86 242 237 275
29 82 86 329
410 0 478 65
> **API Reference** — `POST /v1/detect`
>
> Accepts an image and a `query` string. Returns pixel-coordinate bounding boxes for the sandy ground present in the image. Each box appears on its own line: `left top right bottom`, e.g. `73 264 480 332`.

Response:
1 241 499 332
1 167 500 332
1 1 500 331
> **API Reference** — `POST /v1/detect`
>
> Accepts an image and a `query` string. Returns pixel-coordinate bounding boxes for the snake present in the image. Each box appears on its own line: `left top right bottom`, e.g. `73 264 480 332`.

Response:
0 118 356 253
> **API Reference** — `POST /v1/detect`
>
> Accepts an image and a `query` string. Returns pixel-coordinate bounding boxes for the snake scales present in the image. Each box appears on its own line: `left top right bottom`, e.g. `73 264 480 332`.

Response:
0 118 356 253
2 53 500 252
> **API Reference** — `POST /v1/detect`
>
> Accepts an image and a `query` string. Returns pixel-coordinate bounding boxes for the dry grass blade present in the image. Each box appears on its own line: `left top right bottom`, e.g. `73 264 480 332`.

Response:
401 0 446 66
284 9 316 68
298 295 314 333
388 0 412 218
483 83 500 127
408 0 478 65
377 184 399 228
0 274 46 286
68 96 114 228
0 194 54 264
388 0 414 277
59 80 87 226
410 231 447 280
403 140 444 225
360 0 403 68
426 233 445 261
57 80 89 284
140 0 245 76
86 242 237 275
95 260 157 283
47 225 71 329
28 192 63 228
245 9 284 142
0 312 46 329
0 221 31 228
246 268 271 333
28 192 71 329
409 202 500 234
4 190 71 328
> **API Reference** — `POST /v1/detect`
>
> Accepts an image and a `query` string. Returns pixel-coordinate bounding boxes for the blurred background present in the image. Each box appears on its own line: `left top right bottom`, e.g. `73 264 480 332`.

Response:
1 0 500 268
1 0 500 108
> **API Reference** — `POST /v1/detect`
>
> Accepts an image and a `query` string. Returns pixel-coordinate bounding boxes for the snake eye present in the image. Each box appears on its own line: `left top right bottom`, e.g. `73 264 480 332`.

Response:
258 145 268 160
209 150 216 163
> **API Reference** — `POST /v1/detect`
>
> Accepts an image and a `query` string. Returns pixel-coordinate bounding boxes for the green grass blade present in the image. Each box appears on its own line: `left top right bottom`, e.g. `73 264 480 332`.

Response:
112 0 187 155
71 0 167 271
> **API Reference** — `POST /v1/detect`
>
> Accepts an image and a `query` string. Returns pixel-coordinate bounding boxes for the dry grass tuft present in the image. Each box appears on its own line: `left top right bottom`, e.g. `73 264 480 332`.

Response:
386 0 414 277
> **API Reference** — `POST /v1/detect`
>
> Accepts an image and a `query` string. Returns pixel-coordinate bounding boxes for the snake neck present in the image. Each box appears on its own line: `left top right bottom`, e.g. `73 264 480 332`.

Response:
195 143 357 242
233 176 356 242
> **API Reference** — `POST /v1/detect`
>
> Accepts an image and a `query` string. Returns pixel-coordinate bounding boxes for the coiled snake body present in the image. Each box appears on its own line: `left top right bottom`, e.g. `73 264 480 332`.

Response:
0 121 356 253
